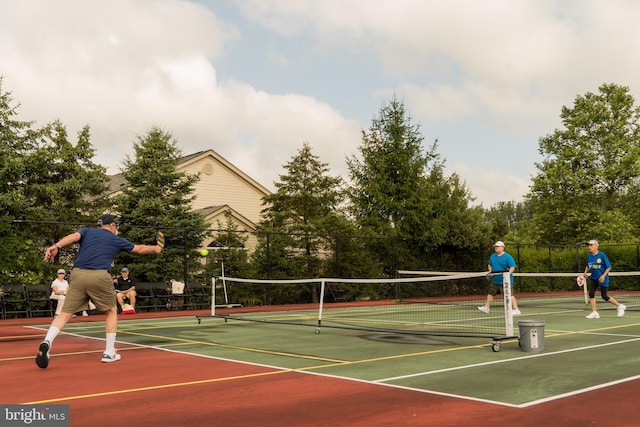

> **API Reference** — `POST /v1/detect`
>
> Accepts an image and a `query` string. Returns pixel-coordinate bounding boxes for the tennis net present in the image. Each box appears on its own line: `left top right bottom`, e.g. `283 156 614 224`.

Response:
210 272 518 338
400 270 640 312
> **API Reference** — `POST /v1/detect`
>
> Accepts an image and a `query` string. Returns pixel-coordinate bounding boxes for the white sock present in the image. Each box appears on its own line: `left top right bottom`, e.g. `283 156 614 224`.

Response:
105 333 116 354
44 326 60 345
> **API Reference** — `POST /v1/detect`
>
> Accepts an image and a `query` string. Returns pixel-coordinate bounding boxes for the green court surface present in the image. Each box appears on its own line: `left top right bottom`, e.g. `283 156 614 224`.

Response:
38 305 640 408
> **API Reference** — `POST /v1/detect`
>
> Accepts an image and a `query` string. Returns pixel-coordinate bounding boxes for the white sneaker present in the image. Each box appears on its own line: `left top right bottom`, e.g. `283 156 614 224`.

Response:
477 306 490 314
101 351 121 363
586 311 600 319
617 304 627 317
82 311 88 317
512 309 521 316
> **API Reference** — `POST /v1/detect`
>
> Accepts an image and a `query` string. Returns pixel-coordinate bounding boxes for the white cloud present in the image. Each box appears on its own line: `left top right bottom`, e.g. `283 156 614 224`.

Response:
0 0 359 186
237 0 640 133
3 0 640 209
452 163 531 207
215 80 361 188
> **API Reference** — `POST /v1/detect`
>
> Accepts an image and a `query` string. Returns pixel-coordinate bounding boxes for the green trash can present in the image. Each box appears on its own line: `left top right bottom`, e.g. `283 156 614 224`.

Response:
518 320 545 352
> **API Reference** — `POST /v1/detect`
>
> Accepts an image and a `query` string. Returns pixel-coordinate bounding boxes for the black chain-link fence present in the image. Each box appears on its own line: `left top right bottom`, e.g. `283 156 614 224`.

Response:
2 220 640 318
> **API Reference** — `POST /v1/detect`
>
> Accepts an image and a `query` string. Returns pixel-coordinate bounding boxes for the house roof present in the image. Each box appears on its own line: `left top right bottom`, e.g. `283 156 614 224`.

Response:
195 205 256 230
107 149 271 196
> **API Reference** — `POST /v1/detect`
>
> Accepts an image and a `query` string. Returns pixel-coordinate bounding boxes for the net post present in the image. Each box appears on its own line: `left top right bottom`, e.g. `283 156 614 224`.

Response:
317 279 326 330
221 262 230 305
211 276 216 316
503 272 514 337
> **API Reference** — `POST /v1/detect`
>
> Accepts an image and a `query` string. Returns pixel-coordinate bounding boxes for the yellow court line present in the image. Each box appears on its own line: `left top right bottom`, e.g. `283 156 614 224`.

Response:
580 321 640 333
2 349 102 363
21 342 494 405
545 321 640 339
20 321 640 406
24 369 291 405
1 345 148 363
123 320 640 372
118 330 348 363
119 329 501 371
21 341 503 406
0 335 43 341
115 319 523 366
11 321 638 367
298 342 501 371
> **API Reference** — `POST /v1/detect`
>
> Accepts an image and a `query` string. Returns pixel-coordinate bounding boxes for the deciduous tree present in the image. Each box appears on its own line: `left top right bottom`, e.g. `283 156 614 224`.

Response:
528 83 640 243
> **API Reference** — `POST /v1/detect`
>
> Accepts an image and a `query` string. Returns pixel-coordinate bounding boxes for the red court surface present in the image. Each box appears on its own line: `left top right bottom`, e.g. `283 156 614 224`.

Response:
2 312 639 427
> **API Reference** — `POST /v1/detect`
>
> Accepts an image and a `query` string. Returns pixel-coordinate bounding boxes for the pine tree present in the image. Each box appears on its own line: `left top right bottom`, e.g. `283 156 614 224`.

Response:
347 96 484 272
254 142 345 279
114 126 210 282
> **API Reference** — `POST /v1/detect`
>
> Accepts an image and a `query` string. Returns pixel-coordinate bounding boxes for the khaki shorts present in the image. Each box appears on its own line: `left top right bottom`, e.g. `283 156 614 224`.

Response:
63 268 116 313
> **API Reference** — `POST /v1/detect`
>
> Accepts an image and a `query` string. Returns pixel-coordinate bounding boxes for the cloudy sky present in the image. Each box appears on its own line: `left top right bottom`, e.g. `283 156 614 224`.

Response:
2 0 639 206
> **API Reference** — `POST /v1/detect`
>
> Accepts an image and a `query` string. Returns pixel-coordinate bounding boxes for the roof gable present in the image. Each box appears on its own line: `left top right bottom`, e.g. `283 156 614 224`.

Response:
106 149 270 225
178 150 270 196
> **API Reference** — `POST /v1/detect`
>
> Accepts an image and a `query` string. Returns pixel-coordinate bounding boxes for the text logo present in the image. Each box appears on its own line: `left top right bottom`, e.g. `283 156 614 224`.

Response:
1 405 69 426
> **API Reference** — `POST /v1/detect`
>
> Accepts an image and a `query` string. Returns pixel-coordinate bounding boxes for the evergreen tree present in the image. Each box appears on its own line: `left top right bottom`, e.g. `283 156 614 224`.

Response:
347 96 482 272
204 211 250 279
347 96 431 239
25 121 110 260
114 127 210 282
253 142 345 279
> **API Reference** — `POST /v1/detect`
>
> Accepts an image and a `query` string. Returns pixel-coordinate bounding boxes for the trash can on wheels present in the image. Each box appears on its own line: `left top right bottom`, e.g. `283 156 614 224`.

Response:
518 320 545 352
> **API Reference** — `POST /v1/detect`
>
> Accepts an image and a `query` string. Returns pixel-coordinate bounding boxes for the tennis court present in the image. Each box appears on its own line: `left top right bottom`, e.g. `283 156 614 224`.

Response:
2 273 640 426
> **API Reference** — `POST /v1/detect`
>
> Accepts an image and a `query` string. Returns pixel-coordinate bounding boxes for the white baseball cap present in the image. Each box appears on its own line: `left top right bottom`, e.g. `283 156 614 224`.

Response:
587 240 599 246
494 241 505 247
57 269 65 274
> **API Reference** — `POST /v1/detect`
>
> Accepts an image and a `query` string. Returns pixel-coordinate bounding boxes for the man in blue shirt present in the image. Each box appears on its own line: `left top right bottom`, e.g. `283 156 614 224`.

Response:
478 241 521 316
36 214 162 369
583 240 626 319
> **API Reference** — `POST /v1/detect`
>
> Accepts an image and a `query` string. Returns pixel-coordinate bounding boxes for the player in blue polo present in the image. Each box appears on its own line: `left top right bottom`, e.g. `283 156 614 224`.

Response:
478 241 521 316
36 214 162 369
583 240 626 319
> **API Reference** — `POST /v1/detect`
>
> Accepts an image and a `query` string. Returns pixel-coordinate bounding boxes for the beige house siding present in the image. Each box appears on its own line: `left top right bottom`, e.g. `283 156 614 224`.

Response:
108 149 271 253
199 205 259 253
179 151 270 225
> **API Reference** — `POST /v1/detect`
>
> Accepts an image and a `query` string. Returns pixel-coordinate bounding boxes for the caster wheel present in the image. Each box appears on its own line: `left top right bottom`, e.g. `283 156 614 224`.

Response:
492 342 501 352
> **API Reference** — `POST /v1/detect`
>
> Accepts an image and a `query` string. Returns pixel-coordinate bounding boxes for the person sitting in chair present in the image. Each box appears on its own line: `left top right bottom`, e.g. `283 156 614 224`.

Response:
114 267 136 314
50 269 69 317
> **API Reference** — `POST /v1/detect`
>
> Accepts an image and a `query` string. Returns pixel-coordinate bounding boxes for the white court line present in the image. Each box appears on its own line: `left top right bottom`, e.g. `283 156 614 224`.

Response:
520 373 640 407
374 336 640 407
376 336 640 383
27 317 640 409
